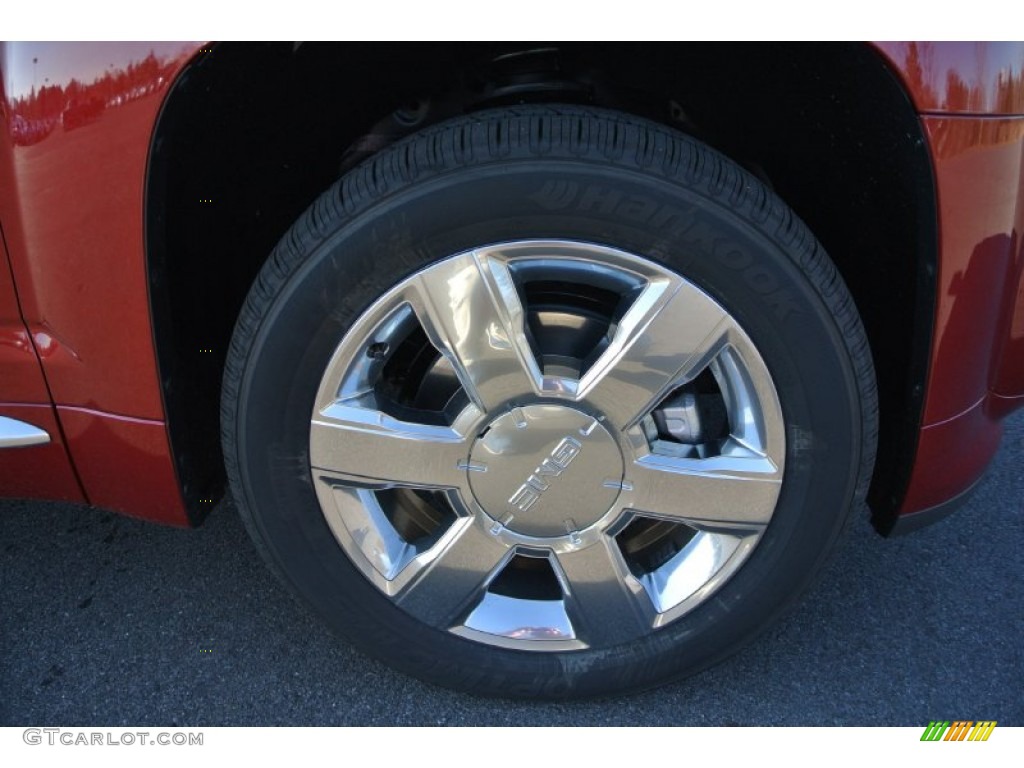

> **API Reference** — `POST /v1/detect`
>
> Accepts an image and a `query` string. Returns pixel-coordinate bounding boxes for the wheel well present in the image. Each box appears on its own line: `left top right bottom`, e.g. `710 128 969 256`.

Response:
146 42 935 531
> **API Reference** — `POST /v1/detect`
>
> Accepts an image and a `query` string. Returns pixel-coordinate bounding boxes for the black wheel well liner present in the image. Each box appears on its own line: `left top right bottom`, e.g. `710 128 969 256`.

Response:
145 42 935 533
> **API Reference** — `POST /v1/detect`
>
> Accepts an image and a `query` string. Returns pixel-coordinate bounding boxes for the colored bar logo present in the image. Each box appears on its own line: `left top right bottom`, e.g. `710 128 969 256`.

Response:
920 721 997 741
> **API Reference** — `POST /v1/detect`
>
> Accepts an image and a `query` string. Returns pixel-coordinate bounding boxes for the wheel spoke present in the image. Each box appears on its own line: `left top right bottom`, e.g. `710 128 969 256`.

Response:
578 278 730 430
395 518 511 628
310 402 469 488
622 454 782 533
408 249 544 411
554 537 656 646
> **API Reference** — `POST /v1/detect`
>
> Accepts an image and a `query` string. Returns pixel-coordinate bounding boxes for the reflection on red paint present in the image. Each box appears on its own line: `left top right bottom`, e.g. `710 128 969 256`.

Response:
0 325 48 403
899 112 1024 514
0 231 53 404
8 48 183 145
32 330 57 357
875 42 1024 115
1 42 199 419
921 116 1024 424
0 326 30 354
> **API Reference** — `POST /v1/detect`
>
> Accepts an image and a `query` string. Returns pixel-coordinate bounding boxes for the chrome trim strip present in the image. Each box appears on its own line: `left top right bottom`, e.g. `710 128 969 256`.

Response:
0 415 51 448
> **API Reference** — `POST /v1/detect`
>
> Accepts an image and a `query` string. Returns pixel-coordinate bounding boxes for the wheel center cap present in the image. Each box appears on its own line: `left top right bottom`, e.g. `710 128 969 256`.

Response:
467 404 624 539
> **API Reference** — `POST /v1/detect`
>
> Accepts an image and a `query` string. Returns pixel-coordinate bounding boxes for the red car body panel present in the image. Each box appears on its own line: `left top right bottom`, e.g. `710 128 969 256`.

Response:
56 405 184 522
873 42 1024 516
1 182 84 503
0 41 1022 528
897 115 1024 514
1 236 52 403
919 117 1024 424
0 42 193 523
873 41 1024 116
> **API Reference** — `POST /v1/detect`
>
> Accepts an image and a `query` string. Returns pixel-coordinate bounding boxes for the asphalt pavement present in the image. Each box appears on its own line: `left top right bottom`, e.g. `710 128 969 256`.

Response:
2 412 1022 726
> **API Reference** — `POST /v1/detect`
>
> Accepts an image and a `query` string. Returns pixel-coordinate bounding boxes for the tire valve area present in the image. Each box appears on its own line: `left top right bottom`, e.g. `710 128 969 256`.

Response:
366 341 390 359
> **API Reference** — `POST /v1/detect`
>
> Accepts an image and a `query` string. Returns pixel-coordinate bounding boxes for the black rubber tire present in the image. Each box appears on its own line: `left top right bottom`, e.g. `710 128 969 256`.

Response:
221 105 877 699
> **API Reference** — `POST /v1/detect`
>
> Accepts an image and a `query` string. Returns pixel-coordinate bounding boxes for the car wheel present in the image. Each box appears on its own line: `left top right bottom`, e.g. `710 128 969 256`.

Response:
222 105 877 698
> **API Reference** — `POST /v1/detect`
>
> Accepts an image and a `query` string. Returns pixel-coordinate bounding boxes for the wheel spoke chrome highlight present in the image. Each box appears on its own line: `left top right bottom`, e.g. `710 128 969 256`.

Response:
458 591 581 648
623 454 781 532
311 403 469 488
578 278 731 430
553 537 656 646
395 518 512 627
639 531 754 617
319 487 421 582
409 250 545 411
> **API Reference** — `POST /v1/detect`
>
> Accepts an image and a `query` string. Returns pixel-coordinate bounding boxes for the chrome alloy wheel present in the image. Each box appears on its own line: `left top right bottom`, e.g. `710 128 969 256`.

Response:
309 240 784 651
